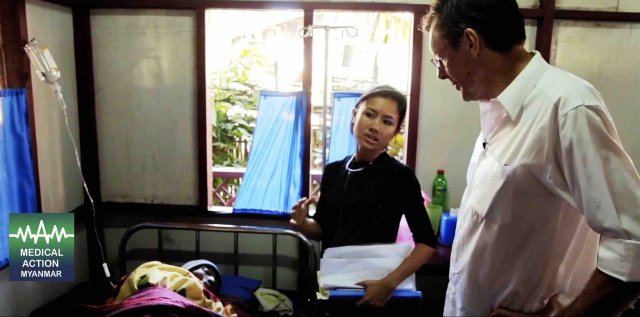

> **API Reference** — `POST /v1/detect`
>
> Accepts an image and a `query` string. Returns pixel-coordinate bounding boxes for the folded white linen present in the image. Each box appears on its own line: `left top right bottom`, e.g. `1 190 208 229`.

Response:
322 243 413 259
319 243 416 291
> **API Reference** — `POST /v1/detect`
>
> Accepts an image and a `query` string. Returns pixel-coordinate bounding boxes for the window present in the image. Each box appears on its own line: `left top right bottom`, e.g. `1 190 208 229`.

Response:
206 9 304 210
206 7 417 212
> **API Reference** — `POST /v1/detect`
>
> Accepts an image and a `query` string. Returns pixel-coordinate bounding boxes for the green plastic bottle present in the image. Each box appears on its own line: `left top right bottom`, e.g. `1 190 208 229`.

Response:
431 169 448 211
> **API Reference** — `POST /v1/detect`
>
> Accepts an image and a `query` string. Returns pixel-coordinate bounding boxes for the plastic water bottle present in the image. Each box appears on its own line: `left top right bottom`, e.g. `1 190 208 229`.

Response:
432 169 448 211
439 208 458 246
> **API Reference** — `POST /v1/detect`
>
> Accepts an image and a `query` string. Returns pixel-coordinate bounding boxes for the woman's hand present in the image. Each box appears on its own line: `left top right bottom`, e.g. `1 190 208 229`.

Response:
355 279 395 308
289 196 316 228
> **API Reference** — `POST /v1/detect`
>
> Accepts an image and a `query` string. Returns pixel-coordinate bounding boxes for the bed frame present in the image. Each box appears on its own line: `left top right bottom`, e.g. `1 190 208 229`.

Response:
117 222 320 316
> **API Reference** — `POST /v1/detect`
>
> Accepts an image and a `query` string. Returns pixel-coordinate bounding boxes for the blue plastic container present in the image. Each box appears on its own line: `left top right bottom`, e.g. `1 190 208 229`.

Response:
439 211 458 246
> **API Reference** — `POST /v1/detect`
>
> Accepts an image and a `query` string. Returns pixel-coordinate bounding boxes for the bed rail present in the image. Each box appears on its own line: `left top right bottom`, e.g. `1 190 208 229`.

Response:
117 221 319 314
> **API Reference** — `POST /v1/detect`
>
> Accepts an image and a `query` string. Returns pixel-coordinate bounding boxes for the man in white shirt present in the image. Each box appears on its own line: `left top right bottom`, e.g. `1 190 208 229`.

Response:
422 0 640 316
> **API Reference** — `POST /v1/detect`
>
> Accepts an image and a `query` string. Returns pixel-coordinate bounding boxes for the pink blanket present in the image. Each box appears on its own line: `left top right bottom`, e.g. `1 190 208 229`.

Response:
78 286 224 317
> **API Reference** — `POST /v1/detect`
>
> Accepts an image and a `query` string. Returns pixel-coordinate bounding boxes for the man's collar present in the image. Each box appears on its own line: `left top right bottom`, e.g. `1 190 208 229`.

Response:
489 51 550 120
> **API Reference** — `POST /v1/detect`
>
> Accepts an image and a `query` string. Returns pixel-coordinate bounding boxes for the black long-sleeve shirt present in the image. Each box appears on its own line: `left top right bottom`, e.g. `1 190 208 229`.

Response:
314 152 437 251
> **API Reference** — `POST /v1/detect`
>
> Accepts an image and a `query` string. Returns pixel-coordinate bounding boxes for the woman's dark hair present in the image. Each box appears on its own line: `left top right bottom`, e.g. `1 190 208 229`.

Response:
355 85 407 133
423 0 526 53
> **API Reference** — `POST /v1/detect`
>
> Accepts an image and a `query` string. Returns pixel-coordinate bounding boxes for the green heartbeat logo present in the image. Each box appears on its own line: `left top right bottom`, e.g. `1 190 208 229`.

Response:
9 220 74 245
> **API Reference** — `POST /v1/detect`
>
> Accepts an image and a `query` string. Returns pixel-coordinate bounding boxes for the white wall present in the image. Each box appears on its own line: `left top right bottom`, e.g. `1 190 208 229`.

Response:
516 0 539 8
557 0 640 12
92 10 199 205
26 0 84 213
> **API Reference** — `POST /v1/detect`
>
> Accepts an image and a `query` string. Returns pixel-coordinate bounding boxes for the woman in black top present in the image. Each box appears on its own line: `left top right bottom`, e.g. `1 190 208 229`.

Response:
290 85 437 308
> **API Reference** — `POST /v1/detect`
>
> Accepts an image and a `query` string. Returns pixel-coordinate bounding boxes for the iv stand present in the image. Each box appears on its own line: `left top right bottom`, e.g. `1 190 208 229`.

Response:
299 25 358 169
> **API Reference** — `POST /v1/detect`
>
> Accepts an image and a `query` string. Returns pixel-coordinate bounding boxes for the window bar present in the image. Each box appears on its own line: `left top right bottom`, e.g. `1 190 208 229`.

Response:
195 230 201 259
234 232 239 275
272 234 278 289
158 229 164 262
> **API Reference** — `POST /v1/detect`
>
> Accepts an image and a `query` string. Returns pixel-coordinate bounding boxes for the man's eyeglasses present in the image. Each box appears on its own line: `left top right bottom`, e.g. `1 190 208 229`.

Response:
430 58 444 69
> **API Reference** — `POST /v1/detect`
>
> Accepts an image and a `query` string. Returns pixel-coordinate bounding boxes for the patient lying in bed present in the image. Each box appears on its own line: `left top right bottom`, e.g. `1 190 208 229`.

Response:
79 261 237 317
113 261 236 316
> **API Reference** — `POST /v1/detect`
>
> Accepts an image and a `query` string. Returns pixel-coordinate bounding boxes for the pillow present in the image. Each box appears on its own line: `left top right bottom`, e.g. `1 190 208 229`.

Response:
219 275 262 301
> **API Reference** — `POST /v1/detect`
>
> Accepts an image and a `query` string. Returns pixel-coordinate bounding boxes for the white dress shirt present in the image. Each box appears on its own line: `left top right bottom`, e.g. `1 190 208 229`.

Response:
444 52 640 316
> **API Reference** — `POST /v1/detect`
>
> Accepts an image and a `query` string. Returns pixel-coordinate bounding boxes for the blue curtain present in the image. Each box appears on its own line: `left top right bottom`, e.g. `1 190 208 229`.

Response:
327 92 361 164
0 88 38 269
233 91 307 215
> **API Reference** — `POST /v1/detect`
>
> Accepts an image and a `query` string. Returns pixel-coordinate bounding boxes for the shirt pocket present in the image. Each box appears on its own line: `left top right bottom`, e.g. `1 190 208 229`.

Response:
466 152 515 224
